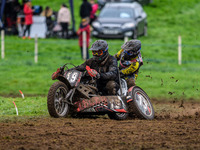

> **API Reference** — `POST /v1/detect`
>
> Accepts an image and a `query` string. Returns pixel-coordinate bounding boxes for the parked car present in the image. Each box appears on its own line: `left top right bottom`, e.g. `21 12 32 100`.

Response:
97 0 134 10
97 0 153 9
91 2 147 39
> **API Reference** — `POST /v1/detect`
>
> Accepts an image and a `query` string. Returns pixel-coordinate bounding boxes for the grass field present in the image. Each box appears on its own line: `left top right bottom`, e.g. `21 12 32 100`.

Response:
1 0 200 116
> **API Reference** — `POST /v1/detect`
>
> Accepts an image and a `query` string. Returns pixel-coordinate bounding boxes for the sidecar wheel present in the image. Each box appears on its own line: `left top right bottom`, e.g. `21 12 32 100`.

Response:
108 112 128 120
108 100 128 120
47 81 69 118
129 86 154 120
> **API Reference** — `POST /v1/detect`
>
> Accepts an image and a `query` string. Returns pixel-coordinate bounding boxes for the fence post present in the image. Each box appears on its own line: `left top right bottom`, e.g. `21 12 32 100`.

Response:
178 35 182 65
34 34 38 63
1 30 5 59
82 31 87 60
124 36 128 43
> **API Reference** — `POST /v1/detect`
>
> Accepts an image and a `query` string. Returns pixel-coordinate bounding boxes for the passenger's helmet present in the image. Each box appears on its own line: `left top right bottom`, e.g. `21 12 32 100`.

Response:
89 40 108 57
121 40 141 56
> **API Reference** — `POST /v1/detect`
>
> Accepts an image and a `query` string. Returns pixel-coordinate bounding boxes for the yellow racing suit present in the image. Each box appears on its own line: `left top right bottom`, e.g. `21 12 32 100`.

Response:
115 49 143 88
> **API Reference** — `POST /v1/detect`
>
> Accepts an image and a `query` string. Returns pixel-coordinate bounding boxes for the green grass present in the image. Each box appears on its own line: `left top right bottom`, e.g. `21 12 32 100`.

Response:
0 96 48 116
1 0 200 102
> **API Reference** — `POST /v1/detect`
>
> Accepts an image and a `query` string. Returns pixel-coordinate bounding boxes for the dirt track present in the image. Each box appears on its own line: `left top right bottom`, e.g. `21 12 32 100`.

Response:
1 100 200 150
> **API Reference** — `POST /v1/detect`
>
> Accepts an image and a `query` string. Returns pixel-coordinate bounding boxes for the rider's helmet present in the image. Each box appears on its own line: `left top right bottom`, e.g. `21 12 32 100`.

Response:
121 40 141 57
89 40 108 61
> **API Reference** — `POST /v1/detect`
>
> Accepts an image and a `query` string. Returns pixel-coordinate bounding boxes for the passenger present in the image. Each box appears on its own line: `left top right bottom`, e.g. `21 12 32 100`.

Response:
114 39 143 88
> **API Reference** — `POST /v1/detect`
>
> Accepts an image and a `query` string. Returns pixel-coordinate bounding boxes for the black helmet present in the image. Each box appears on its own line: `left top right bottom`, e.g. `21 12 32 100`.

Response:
90 40 109 61
89 40 108 51
121 40 141 56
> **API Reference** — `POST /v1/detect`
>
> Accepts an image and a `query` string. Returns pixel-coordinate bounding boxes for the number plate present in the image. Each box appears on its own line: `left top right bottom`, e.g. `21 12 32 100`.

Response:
103 29 119 34
64 70 82 87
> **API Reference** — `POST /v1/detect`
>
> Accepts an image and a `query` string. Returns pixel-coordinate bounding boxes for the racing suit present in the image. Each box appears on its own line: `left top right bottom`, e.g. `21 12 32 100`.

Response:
115 49 143 88
76 52 119 95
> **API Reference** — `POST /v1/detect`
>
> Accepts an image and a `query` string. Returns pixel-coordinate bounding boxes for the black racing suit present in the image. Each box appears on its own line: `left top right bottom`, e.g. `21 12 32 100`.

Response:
76 52 119 95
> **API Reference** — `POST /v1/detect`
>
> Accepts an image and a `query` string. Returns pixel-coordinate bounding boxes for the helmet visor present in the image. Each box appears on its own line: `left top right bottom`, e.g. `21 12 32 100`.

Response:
124 50 136 56
124 48 140 56
92 50 104 56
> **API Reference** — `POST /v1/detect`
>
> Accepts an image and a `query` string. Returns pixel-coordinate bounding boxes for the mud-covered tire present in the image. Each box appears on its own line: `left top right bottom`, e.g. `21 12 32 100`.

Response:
108 102 129 120
108 112 128 120
47 81 70 118
129 86 154 120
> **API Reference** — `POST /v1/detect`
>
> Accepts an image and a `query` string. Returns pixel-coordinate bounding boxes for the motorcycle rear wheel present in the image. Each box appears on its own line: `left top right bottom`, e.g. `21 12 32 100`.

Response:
47 81 69 118
129 86 154 120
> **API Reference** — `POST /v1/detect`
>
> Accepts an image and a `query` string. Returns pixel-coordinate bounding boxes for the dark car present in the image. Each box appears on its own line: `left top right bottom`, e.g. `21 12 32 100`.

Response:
98 0 134 9
97 0 153 9
91 2 147 39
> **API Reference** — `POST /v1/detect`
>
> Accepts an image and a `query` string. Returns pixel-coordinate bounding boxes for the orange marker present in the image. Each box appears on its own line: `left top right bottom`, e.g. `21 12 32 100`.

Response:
19 90 25 99
12 101 18 116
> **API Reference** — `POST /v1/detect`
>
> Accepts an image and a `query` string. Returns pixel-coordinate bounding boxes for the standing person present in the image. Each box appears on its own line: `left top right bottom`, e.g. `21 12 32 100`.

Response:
41 6 53 36
77 18 90 59
80 0 92 20
114 40 143 88
57 4 71 39
75 40 119 95
22 0 34 39
89 0 98 25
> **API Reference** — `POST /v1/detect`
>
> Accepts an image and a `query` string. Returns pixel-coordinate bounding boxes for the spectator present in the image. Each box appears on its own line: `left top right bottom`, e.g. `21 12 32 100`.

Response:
89 0 98 25
77 18 90 59
57 3 71 39
17 0 26 37
16 6 24 37
80 0 92 19
41 6 53 35
22 0 34 39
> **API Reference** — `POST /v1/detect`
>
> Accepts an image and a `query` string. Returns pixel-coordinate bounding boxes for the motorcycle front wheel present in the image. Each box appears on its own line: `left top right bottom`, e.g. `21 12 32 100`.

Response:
47 81 70 118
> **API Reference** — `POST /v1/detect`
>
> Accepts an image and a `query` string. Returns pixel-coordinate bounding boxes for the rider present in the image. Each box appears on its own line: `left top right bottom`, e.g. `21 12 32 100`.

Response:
76 40 119 95
114 39 143 88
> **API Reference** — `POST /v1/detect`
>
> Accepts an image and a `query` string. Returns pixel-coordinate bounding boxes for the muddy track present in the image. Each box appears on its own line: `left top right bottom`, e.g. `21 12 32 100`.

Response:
0 100 200 150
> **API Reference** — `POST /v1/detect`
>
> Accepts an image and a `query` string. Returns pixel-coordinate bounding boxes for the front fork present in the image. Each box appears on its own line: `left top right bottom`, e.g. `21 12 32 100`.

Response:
64 88 76 105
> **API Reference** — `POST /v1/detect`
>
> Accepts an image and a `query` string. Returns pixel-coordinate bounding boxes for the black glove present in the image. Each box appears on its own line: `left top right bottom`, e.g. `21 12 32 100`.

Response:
120 71 125 78
114 54 120 61
96 73 100 79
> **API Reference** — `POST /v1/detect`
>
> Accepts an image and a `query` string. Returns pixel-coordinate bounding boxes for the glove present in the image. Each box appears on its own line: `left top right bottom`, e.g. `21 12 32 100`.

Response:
96 73 100 79
120 71 126 78
114 54 120 61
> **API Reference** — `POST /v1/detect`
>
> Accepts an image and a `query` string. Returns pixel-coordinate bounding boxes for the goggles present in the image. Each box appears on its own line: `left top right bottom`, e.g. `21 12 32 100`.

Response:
124 48 141 56
92 50 104 56
124 50 135 56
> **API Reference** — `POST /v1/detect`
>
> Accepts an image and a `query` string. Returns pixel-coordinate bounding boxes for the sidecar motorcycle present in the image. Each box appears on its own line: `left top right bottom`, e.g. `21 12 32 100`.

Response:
47 63 154 120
